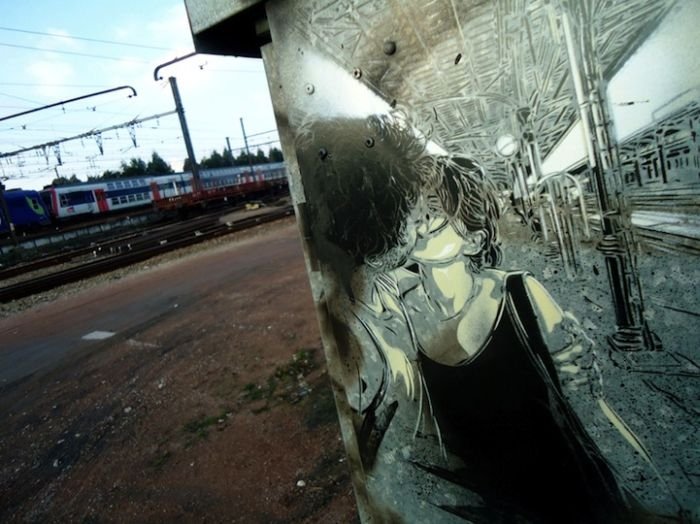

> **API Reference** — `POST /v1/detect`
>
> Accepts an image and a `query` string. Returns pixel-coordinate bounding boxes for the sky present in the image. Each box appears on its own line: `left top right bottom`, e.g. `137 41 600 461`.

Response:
0 0 279 190
1 1 698 190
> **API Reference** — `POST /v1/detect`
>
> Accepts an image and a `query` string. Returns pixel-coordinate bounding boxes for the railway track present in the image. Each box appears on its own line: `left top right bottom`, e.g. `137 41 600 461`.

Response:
0 205 294 303
0 203 259 281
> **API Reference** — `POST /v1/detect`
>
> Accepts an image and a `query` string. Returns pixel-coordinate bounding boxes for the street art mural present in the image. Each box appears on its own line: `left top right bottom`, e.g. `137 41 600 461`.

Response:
185 0 699 521
295 114 648 523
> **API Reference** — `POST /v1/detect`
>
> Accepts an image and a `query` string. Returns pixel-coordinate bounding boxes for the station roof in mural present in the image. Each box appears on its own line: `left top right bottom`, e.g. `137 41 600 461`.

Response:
187 0 676 181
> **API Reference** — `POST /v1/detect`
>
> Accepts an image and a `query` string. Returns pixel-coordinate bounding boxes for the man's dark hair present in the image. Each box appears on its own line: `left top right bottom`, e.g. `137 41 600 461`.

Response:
296 113 502 282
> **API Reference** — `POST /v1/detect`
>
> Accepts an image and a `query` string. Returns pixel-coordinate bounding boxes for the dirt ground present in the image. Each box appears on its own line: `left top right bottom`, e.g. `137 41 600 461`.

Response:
0 219 359 523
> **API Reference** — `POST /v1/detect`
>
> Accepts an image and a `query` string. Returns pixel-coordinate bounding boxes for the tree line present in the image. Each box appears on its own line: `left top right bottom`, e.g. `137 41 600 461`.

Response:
184 146 283 171
50 147 284 186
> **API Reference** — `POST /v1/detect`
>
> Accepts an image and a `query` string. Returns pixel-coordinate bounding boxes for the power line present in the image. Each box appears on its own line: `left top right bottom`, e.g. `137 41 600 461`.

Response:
0 91 43 105
0 26 173 51
199 68 264 74
0 110 177 159
0 82 114 88
0 42 152 63
245 128 279 138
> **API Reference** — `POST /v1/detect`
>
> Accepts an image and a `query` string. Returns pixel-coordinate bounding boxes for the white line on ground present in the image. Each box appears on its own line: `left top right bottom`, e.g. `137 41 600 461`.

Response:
82 331 116 340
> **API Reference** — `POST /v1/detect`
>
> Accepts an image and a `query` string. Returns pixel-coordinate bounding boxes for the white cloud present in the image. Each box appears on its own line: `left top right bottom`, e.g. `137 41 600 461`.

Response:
26 60 76 98
42 28 84 51
145 4 193 50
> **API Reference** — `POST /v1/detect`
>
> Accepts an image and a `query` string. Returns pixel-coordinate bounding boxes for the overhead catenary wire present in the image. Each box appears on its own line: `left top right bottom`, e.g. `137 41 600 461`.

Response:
0 42 153 63
0 82 115 88
0 111 177 159
0 26 173 51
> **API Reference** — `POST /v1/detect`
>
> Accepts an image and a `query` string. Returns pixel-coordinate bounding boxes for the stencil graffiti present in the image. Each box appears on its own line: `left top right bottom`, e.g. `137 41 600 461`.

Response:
185 0 700 520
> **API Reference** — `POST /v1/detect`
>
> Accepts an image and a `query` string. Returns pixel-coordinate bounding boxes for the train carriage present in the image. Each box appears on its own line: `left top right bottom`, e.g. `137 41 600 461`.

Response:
0 189 52 234
21 162 289 223
41 177 156 220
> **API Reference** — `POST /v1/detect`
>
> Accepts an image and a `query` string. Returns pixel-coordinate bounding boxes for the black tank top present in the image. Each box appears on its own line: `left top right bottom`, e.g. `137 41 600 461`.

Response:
417 272 634 523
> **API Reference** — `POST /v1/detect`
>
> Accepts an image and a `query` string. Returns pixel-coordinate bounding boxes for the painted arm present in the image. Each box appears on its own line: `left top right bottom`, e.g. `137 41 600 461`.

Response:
524 275 603 398
525 275 665 481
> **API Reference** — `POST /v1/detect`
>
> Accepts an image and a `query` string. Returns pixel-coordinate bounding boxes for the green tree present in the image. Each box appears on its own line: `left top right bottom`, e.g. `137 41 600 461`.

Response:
100 169 121 179
269 147 284 162
120 157 148 178
146 151 174 174
234 151 253 167
254 148 268 164
201 150 227 169
51 174 81 186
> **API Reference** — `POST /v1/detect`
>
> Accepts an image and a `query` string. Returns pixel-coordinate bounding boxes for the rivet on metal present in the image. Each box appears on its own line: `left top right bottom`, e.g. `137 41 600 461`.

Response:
352 68 362 79
383 41 397 56
305 83 315 94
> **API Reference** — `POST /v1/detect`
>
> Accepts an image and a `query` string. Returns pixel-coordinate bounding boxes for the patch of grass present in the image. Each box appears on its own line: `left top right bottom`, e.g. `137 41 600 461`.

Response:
241 348 320 410
242 382 265 401
182 408 230 443
274 348 317 379
149 450 172 469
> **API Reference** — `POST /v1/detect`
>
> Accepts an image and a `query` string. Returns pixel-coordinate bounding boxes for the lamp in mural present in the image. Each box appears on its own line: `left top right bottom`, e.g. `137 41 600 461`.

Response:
495 131 533 217
495 133 519 157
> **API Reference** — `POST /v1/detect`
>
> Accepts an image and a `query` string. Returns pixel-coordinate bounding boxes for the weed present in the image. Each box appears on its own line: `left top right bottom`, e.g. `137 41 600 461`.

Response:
149 450 172 469
242 382 264 401
241 348 319 410
182 408 230 442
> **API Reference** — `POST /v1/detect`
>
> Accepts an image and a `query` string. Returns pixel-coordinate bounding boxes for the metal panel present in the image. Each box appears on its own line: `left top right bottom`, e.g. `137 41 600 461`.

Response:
185 0 260 34
190 0 700 520
184 0 267 57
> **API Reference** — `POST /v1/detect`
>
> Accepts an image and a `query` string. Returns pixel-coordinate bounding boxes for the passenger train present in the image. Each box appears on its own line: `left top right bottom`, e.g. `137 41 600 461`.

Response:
0 162 287 236
0 189 52 235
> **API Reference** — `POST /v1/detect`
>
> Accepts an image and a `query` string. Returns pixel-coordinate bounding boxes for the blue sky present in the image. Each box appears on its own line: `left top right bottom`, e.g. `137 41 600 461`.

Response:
0 0 278 189
2 1 699 189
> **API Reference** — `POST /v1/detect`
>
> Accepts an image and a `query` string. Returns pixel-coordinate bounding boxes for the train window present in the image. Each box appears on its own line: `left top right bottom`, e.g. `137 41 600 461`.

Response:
28 198 43 213
61 190 95 206
107 183 115 190
128 194 136 202
119 196 128 204
111 198 119 205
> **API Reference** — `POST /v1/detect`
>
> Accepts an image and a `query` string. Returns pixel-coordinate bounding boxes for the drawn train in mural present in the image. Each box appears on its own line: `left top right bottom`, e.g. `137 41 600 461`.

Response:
619 101 700 212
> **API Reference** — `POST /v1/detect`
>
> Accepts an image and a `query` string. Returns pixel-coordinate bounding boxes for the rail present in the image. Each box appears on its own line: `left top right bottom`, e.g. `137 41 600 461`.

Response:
0 205 294 303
